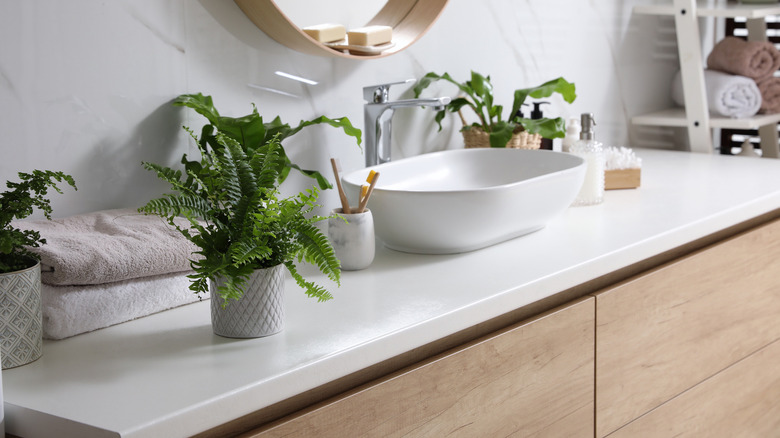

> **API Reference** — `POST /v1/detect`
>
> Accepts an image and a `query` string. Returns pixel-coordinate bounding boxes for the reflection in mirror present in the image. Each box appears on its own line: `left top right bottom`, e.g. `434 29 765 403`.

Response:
234 0 449 59
275 1 386 30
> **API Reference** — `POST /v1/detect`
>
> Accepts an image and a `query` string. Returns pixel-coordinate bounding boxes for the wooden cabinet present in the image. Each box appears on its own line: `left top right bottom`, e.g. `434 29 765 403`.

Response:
222 216 780 438
609 339 780 437
249 298 595 438
595 218 780 436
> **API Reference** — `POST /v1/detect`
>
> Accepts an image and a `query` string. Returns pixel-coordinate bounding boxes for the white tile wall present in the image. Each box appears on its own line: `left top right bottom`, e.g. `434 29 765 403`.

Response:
0 0 678 218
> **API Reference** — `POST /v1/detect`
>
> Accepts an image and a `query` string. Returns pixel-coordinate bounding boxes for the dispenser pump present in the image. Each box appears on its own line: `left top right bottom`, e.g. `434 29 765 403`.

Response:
580 113 596 140
531 102 550 119
514 103 529 119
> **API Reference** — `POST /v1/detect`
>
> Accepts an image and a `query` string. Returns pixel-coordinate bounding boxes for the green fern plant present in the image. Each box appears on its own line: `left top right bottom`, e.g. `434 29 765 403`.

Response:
0 170 77 273
138 131 340 303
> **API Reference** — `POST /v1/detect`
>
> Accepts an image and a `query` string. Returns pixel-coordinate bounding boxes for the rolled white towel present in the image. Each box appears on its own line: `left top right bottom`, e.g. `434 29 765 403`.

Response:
671 69 762 118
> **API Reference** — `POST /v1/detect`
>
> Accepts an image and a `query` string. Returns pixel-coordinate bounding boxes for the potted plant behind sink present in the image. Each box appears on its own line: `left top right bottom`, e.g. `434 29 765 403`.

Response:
412 71 576 149
0 170 76 368
139 132 341 338
173 93 362 190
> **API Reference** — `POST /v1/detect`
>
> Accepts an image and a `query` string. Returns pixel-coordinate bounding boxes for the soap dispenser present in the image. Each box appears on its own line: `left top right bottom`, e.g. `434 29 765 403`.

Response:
530 102 553 150
513 103 530 120
561 117 581 153
570 113 605 206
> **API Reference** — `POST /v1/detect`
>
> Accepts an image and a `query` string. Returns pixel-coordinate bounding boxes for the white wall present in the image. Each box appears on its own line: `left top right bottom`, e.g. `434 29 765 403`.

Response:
0 0 678 218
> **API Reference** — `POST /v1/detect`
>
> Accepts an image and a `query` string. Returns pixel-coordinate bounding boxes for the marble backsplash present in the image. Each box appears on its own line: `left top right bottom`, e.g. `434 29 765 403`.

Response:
0 0 680 218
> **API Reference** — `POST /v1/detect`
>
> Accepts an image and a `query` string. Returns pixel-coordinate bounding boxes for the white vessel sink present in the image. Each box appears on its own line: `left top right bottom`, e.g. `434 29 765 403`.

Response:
342 148 586 254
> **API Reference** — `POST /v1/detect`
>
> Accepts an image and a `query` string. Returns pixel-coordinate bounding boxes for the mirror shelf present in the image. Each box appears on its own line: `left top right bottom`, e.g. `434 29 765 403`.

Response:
234 0 448 59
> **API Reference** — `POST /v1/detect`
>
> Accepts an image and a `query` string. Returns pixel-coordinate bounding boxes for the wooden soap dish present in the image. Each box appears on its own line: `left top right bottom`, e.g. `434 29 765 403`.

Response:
605 168 641 190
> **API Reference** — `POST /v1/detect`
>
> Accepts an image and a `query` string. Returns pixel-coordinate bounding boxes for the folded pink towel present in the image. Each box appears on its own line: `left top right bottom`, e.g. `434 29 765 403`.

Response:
707 37 780 82
757 77 780 113
14 208 198 286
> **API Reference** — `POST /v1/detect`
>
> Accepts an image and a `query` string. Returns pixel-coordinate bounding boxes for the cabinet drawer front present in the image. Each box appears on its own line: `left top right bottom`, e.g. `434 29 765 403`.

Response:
610 339 780 437
596 219 780 437
254 298 595 438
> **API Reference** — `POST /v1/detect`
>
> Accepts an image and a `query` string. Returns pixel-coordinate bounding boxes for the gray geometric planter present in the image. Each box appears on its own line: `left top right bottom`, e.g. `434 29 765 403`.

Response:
0 262 43 369
210 265 285 338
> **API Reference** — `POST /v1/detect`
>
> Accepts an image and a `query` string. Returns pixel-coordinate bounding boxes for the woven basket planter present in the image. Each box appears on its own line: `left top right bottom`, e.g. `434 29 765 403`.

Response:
461 126 542 150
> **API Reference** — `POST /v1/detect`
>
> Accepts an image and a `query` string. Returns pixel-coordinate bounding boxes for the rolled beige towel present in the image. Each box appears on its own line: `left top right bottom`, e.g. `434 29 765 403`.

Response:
757 77 780 113
707 37 780 82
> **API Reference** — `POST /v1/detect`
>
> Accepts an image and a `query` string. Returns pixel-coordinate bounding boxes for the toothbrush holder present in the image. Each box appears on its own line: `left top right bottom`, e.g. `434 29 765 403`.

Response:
328 208 375 271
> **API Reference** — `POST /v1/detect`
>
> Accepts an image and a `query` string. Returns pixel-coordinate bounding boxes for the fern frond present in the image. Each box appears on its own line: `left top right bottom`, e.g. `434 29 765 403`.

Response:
228 240 273 266
293 220 341 285
284 260 334 302
142 162 200 196
139 194 211 222
213 139 243 208
251 136 285 189
222 135 263 237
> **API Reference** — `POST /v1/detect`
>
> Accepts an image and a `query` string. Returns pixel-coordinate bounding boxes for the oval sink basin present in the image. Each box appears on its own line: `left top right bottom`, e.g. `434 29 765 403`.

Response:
342 148 586 254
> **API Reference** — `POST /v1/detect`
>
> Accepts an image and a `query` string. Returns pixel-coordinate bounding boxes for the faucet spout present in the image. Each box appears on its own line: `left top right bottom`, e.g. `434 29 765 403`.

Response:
363 81 450 167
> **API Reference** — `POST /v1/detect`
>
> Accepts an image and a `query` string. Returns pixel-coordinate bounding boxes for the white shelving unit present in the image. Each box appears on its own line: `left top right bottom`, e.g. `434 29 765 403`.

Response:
632 0 780 158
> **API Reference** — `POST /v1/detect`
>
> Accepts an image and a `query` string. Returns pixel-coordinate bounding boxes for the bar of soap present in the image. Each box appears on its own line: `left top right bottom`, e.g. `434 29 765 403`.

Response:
347 25 393 46
303 23 346 43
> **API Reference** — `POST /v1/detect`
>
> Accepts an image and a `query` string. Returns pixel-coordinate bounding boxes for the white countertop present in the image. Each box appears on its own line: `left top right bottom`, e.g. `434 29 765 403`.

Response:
4 149 780 438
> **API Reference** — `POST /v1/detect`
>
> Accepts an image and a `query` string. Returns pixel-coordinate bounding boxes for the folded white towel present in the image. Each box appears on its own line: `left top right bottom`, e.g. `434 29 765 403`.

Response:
42 272 205 339
14 208 199 286
671 69 762 118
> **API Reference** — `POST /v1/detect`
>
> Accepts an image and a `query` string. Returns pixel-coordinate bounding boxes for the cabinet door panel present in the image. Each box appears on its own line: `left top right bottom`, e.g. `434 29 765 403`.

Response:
252 298 595 438
596 219 780 437
610 339 780 437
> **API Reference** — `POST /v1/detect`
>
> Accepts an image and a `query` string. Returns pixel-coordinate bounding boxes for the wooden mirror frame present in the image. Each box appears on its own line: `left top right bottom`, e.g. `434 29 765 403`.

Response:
234 0 449 59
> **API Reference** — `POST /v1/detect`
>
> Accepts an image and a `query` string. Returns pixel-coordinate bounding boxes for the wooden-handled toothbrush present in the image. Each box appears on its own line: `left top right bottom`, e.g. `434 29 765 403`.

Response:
330 158 351 214
357 170 379 213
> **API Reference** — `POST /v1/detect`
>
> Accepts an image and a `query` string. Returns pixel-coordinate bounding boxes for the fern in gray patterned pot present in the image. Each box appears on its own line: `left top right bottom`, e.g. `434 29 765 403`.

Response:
139 132 341 306
0 170 76 367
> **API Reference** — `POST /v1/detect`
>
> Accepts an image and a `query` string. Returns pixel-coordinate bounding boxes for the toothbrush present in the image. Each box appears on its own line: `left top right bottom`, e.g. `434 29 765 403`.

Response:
357 170 379 213
330 158 352 214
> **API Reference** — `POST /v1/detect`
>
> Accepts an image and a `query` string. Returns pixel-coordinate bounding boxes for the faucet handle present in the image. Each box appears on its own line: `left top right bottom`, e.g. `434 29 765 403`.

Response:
363 79 415 103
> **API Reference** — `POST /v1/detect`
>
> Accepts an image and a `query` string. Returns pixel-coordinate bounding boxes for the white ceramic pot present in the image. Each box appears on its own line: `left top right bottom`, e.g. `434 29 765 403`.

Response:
210 265 285 338
328 208 375 271
0 261 43 369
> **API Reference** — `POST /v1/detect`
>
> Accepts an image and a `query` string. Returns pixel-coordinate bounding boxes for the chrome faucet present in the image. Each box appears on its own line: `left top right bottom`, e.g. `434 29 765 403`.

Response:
363 79 451 167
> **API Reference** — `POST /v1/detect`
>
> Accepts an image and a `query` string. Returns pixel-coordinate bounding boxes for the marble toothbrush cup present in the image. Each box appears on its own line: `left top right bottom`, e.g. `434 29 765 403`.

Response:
328 208 375 271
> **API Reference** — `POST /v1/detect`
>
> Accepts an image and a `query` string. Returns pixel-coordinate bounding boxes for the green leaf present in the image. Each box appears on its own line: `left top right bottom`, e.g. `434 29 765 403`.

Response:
510 77 577 120
288 115 362 149
488 121 517 148
262 116 292 146
217 111 267 153
528 77 577 103
173 93 221 126
469 71 489 98
174 94 361 189
518 117 568 139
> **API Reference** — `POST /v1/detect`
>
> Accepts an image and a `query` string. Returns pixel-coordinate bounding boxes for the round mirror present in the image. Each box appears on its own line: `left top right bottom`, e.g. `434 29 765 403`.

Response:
274 1 386 30
234 0 449 59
